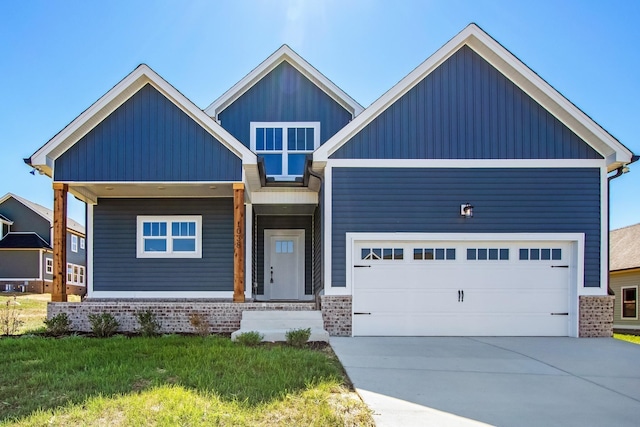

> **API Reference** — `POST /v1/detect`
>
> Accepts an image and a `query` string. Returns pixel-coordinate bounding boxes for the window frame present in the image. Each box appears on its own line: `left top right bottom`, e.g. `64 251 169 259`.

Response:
136 215 202 259
71 234 78 253
621 286 638 320
45 258 53 275
80 237 85 250
66 262 85 286
250 122 320 180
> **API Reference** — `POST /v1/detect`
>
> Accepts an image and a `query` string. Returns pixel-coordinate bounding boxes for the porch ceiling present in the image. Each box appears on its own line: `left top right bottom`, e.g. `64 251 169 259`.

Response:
253 204 316 215
68 183 234 204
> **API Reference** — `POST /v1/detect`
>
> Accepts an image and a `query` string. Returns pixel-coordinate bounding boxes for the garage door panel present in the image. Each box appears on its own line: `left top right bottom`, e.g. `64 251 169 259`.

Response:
352 239 572 336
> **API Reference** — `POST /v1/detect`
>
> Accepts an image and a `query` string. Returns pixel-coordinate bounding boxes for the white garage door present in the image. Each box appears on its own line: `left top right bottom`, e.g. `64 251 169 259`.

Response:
352 239 572 336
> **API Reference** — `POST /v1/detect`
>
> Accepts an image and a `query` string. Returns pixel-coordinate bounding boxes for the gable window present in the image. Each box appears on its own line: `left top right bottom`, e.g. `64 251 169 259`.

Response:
250 122 320 180
71 235 78 253
622 287 637 319
45 258 53 275
136 215 202 258
80 237 85 250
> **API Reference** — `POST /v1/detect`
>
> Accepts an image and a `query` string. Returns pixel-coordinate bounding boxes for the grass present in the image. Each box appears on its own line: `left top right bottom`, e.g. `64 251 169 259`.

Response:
0 293 80 334
0 335 373 426
614 333 640 345
0 293 373 426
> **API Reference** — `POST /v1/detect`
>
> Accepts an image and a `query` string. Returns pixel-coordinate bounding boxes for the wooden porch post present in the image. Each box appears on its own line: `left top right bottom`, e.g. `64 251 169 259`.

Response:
233 183 245 302
52 183 68 302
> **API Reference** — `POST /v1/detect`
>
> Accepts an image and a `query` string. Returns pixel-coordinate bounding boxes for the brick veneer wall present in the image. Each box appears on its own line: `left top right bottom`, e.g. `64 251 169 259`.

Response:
579 295 614 337
48 301 316 334
320 295 352 336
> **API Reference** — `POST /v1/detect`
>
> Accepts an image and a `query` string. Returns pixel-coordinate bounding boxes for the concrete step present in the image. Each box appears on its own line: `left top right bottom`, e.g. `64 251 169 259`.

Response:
231 310 329 342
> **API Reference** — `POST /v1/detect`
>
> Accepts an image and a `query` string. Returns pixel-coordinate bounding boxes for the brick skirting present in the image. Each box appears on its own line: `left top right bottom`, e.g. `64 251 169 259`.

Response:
320 295 352 336
48 301 317 334
579 295 614 337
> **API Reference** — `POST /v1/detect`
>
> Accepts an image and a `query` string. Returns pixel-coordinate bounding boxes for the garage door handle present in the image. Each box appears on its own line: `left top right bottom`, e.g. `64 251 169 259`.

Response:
550 312 569 316
458 290 464 302
551 265 569 268
354 312 371 315
354 265 371 268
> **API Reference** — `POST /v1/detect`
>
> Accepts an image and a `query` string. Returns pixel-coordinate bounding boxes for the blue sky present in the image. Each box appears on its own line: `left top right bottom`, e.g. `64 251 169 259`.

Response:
1 0 638 229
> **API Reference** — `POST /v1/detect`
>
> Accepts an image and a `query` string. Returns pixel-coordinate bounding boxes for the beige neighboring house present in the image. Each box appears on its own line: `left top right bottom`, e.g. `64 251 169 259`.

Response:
610 223 640 333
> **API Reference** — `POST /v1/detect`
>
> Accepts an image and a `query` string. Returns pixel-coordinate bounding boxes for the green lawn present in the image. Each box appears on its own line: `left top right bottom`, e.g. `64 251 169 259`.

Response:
0 335 373 426
614 333 640 345
0 293 81 334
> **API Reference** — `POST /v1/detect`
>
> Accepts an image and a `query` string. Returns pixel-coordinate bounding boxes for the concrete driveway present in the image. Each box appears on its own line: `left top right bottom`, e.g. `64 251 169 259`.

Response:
330 337 640 427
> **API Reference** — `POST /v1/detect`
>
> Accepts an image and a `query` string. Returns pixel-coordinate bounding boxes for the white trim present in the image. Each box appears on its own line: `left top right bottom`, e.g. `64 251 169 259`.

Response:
87 204 94 297
205 45 363 118
250 190 318 205
612 324 640 330
323 166 333 291
326 159 606 168
136 215 202 259
263 229 305 301
601 165 609 294
0 193 85 235
245 203 253 300
29 65 256 177
89 291 235 299
45 257 53 275
66 262 86 287
0 277 41 281
621 286 638 320
71 234 78 253
314 24 633 170
80 237 85 250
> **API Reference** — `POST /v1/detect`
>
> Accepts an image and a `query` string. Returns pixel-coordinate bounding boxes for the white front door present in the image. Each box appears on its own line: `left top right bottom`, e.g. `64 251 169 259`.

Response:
264 229 304 300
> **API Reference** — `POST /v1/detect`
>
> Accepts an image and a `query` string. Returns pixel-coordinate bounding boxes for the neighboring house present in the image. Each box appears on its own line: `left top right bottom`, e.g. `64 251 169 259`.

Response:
26 24 636 337
610 223 640 333
0 193 86 295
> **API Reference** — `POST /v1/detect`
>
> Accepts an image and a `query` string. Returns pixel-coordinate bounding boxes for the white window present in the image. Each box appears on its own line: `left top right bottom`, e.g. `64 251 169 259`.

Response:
45 258 53 274
250 122 320 180
136 215 202 258
71 234 78 253
622 287 638 319
80 237 85 250
66 263 85 286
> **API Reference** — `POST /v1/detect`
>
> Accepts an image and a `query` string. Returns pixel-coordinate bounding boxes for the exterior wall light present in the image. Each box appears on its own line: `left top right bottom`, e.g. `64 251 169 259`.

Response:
461 203 474 218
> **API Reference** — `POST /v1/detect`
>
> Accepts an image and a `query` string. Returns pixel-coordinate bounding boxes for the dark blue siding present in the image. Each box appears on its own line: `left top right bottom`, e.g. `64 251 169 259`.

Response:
93 198 233 292
55 84 242 182
256 215 312 295
0 250 40 278
0 198 51 245
218 62 352 147
331 167 601 287
67 232 86 266
331 46 602 160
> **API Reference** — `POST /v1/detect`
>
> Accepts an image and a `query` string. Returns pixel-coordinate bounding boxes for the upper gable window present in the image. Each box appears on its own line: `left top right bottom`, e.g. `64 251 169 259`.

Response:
250 122 320 180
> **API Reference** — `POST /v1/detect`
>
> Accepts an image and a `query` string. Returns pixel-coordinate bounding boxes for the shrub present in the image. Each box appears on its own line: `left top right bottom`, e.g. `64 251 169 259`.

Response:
235 331 263 346
44 312 71 336
136 310 161 337
1 296 24 336
286 328 311 348
88 312 119 338
188 312 210 337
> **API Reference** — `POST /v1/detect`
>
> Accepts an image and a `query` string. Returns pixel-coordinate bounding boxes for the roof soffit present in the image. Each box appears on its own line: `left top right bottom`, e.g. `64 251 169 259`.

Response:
315 24 633 168
204 45 364 118
28 65 256 176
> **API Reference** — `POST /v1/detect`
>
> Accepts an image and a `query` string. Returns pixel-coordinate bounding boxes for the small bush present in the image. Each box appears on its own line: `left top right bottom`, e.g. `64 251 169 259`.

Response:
188 312 210 337
44 313 71 336
136 310 161 337
286 328 311 348
88 312 119 338
235 331 264 346
1 297 24 336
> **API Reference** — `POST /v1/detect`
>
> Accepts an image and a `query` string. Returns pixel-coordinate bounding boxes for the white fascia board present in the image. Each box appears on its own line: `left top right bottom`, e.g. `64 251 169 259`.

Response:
29 65 255 176
315 24 633 169
204 45 364 118
326 159 605 168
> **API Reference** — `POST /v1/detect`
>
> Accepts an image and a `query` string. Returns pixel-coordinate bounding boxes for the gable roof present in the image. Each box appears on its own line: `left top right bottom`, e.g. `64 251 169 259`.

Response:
610 223 640 272
27 64 256 177
0 232 52 250
315 24 634 171
204 44 364 119
0 193 85 235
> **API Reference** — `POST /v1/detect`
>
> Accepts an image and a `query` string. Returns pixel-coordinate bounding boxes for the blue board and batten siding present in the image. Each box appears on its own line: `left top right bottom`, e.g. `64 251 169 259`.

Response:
331 46 601 160
0 198 51 245
55 84 242 182
331 168 601 287
93 198 233 292
218 62 353 147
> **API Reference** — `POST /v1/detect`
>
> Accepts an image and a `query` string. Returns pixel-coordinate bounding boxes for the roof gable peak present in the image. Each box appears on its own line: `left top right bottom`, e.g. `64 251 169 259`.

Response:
205 45 363 118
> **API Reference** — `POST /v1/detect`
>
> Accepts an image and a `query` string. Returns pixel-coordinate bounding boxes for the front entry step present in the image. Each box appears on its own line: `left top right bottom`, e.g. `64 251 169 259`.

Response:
231 310 329 342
